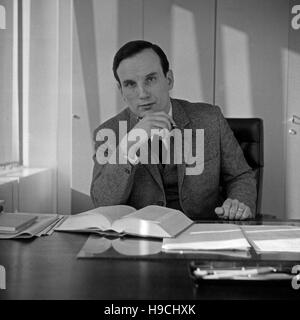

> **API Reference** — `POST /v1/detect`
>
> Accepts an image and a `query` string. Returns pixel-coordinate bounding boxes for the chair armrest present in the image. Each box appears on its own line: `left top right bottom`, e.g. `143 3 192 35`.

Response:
0 199 4 212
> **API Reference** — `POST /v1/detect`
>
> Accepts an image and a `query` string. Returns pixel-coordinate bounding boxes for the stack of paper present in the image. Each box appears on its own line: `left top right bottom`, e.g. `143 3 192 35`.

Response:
162 223 251 252
0 212 65 239
241 225 300 253
0 213 37 233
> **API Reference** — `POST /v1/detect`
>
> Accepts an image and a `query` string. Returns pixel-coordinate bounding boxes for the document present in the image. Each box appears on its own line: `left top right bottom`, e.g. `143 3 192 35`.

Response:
0 213 64 239
55 205 193 238
0 212 37 233
241 225 300 253
162 223 250 251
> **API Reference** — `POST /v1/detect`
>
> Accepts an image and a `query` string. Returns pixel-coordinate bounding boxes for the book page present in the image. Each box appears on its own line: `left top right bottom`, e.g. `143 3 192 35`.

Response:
112 205 193 238
252 238 300 253
56 205 136 232
78 205 136 225
118 205 174 222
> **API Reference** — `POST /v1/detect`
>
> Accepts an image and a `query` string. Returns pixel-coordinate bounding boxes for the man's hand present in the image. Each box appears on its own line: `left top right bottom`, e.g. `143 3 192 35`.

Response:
119 111 175 163
134 111 175 137
123 111 175 152
215 198 252 220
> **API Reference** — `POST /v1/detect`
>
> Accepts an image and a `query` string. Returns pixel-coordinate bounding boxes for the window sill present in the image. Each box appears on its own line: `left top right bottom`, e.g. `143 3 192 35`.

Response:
0 167 50 179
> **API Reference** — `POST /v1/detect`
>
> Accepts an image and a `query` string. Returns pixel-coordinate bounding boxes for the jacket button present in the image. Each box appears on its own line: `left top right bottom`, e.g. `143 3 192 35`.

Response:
156 200 164 206
124 168 131 174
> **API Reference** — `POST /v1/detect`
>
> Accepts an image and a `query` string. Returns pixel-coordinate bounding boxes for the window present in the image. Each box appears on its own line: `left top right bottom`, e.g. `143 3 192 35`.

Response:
0 0 21 169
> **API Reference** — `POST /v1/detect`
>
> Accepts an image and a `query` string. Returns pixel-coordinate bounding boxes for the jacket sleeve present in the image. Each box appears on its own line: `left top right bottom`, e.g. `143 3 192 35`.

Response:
217 107 257 216
90 125 138 207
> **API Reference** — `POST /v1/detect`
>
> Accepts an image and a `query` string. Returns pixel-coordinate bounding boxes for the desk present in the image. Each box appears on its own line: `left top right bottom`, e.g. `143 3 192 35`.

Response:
0 219 300 300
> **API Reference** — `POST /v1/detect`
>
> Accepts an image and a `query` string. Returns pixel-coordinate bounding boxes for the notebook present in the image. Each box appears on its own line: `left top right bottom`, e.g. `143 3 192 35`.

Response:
0 212 37 234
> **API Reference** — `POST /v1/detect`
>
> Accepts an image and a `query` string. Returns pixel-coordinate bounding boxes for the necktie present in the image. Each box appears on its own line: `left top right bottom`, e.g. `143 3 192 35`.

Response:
159 139 165 168
150 134 167 167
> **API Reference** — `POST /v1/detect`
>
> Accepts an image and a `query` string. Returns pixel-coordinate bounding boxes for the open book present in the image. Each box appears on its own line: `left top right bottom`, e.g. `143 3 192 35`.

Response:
55 205 193 238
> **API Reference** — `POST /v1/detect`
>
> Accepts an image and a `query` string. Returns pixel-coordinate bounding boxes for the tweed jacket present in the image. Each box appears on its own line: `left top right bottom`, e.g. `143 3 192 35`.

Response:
90 98 257 219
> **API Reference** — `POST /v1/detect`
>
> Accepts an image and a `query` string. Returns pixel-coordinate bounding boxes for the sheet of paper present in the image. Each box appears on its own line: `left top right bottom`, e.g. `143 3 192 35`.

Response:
253 238 300 253
241 225 300 253
162 223 250 251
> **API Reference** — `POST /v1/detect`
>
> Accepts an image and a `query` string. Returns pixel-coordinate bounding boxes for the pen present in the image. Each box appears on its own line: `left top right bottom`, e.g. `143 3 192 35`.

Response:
169 117 178 129
201 267 276 279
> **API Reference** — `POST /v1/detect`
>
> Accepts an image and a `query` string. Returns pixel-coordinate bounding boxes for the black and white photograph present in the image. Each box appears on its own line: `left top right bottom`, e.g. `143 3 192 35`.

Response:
0 0 300 309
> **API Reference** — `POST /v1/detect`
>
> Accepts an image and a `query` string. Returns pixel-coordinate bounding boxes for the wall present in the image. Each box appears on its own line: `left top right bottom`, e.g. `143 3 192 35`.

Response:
144 0 215 104
57 0 72 214
285 0 300 219
215 0 289 217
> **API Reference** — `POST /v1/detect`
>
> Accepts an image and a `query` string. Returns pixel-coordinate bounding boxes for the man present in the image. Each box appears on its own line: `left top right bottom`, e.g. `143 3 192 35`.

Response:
90 40 256 220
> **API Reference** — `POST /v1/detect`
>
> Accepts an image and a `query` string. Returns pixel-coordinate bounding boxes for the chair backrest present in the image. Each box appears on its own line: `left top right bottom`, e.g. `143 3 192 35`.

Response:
226 118 264 215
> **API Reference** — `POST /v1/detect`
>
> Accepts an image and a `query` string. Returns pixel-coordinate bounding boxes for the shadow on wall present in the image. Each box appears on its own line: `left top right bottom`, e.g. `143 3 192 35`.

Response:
143 0 215 103
73 0 101 136
72 0 101 215
215 0 292 217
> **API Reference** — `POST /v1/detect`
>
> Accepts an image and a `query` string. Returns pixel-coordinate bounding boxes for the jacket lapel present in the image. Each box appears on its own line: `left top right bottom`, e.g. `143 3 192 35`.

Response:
171 99 191 199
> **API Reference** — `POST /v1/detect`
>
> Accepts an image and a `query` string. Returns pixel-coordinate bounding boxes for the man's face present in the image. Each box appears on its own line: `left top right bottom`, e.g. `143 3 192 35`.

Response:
116 49 174 118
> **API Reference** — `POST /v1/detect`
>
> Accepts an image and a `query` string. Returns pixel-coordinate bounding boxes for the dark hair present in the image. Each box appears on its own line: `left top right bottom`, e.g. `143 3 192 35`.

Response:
113 40 170 85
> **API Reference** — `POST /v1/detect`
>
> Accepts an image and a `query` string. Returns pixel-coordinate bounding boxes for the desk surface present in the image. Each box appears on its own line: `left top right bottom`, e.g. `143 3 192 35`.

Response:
1 219 300 300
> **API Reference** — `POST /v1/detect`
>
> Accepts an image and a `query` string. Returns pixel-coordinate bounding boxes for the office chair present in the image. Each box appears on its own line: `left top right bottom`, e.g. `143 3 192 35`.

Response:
226 118 264 216
0 200 4 213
